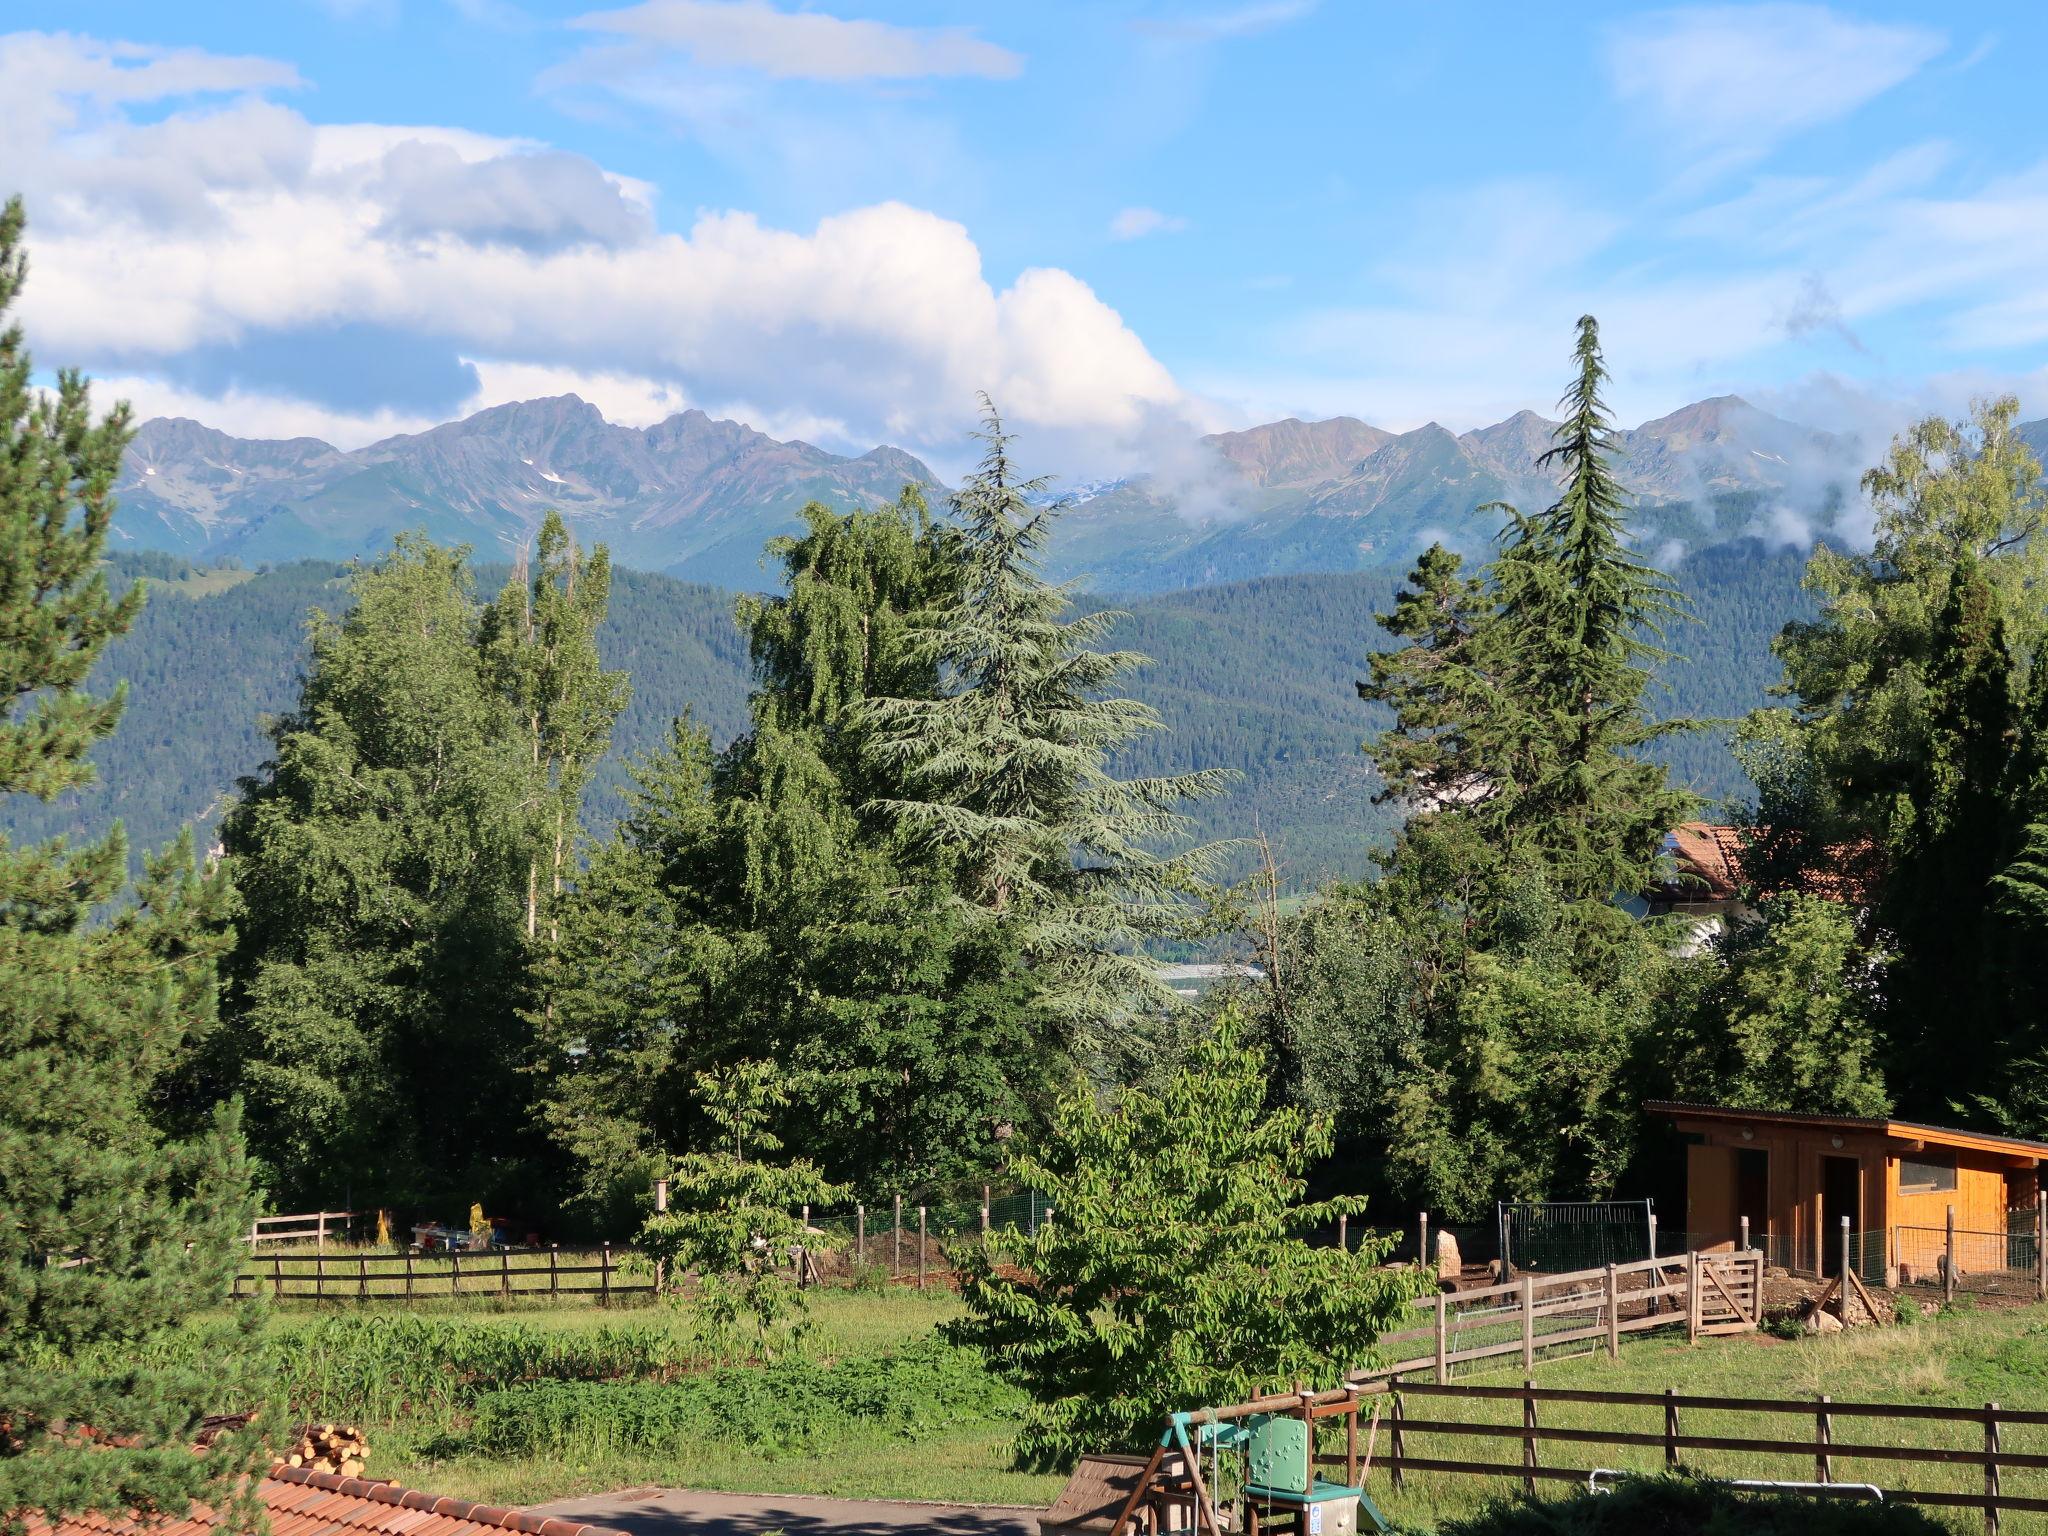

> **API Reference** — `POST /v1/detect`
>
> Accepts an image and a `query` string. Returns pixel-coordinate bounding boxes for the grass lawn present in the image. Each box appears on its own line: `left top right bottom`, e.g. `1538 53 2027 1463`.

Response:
1363 1301 2048 1533
259 1288 1067 1511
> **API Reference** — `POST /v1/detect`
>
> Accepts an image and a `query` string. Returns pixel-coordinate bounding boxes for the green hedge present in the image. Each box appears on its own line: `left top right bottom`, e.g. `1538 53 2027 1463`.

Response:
467 1338 1019 1457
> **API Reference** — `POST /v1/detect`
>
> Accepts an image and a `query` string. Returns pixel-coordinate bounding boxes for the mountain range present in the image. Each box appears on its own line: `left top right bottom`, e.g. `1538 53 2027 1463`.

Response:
113 394 2048 593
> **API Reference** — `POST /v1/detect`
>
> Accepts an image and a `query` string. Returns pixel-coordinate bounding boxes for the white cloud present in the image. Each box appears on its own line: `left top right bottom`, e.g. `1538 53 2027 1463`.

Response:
568 0 1022 82
1131 1 1319 43
1109 206 1189 241
8 31 1197 476
1607 5 1945 174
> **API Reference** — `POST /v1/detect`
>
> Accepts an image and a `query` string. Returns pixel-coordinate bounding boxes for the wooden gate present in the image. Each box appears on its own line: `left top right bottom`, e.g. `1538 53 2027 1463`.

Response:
1693 1251 1760 1333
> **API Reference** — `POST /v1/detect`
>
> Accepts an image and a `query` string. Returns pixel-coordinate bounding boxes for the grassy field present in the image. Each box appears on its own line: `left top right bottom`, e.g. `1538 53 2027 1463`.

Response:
254 1288 1068 1509
1365 1301 2048 1533
234 1285 2048 1530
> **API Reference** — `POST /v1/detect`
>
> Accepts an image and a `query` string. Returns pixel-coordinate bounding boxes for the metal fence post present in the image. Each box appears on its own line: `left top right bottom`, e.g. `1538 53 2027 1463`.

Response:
1840 1215 1852 1309
1419 1212 1429 1271
1740 1215 1750 1254
1947 1204 1958 1304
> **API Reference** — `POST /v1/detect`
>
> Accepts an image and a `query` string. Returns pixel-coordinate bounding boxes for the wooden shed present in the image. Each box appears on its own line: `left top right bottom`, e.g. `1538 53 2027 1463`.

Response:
1644 1100 2048 1285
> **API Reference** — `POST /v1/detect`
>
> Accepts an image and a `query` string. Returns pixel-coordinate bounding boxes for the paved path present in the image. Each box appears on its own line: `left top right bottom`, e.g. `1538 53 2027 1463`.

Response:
528 1487 1042 1536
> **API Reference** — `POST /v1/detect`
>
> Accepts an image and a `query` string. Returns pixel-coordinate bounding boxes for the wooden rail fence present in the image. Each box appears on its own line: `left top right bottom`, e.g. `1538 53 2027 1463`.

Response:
1111 1372 2046 1536
246 1211 355 1249
1360 1250 1761 1382
230 1245 652 1304
1353 1381 2048 1535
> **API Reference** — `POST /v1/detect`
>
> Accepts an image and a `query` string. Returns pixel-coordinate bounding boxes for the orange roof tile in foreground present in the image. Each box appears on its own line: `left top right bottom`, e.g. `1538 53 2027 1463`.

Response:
28 1465 627 1536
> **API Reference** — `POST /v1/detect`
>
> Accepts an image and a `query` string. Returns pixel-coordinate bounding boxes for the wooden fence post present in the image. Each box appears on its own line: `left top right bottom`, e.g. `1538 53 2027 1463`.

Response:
1605 1263 1620 1359
982 1184 991 1239
1740 1215 1750 1254
1345 1388 1359 1486
857 1204 866 1268
600 1242 612 1308
1986 1402 2002 1536
1686 1251 1700 1343
449 1249 458 1300
1390 1391 1406 1490
799 1203 810 1291
1947 1204 1958 1304
918 1206 927 1292
1418 1212 1429 1272
1520 1275 1535 1372
2036 1194 2045 1304
405 1247 414 1304
273 1253 283 1300
1664 1388 1678 1470
314 1254 324 1304
894 1194 903 1277
1338 1214 1348 1254
549 1243 558 1300
499 1246 510 1298
1522 1379 1538 1495
1816 1394 1833 1484
359 1253 368 1300
1433 1292 1448 1384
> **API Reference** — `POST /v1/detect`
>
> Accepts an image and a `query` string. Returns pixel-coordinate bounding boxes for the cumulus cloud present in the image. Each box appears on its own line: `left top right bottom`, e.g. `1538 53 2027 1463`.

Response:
568 0 1022 82
7 31 1199 476
1607 5 1945 175
1108 206 1189 241
369 141 654 251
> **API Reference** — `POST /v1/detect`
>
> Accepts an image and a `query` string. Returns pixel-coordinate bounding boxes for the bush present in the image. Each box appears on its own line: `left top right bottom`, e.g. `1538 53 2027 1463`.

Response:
467 1337 1018 1458
269 1314 697 1426
1439 1474 1951 1535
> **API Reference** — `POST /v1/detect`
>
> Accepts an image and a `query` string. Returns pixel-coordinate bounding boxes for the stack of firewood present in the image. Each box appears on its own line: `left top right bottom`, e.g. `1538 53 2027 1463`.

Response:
281 1422 368 1476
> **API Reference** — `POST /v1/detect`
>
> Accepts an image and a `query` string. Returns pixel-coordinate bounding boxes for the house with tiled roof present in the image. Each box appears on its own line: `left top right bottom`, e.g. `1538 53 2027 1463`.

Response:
1639 821 1877 952
27 1464 626 1536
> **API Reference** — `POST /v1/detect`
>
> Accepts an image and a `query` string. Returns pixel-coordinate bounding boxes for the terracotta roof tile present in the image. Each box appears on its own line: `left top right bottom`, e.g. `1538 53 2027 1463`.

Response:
33 1466 629 1536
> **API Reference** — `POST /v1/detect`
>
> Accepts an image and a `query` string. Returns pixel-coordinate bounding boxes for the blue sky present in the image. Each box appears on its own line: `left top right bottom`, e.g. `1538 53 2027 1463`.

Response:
8 2 2046 475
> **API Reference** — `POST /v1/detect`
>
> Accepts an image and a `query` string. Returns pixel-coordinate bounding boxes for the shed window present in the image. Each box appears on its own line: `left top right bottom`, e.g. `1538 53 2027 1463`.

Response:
1898 1150 1957 1193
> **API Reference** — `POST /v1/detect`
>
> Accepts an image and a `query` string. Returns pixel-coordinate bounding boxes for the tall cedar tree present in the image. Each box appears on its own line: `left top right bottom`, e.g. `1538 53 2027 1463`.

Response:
0 197 265 1532
1363 318 1692 922
863 401 1231 1038
539 494 1045 1206
219 538 536 1211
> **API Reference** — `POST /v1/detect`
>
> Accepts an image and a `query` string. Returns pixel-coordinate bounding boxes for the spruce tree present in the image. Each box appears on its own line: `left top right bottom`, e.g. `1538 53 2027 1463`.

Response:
0 197 263 1529
863 401 1230 1033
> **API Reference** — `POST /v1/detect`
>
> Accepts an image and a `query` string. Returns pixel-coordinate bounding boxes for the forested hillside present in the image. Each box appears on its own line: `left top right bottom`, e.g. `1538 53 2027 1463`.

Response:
3 540 1813 889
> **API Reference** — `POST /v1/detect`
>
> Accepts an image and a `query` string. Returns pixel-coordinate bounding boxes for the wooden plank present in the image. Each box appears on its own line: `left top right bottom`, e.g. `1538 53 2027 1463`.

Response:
1387 1382 2048 1424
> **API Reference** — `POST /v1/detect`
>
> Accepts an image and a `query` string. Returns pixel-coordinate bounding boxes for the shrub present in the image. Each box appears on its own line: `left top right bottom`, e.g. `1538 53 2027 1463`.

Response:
1439 1474 1951 1534
467 1337 1016 1458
